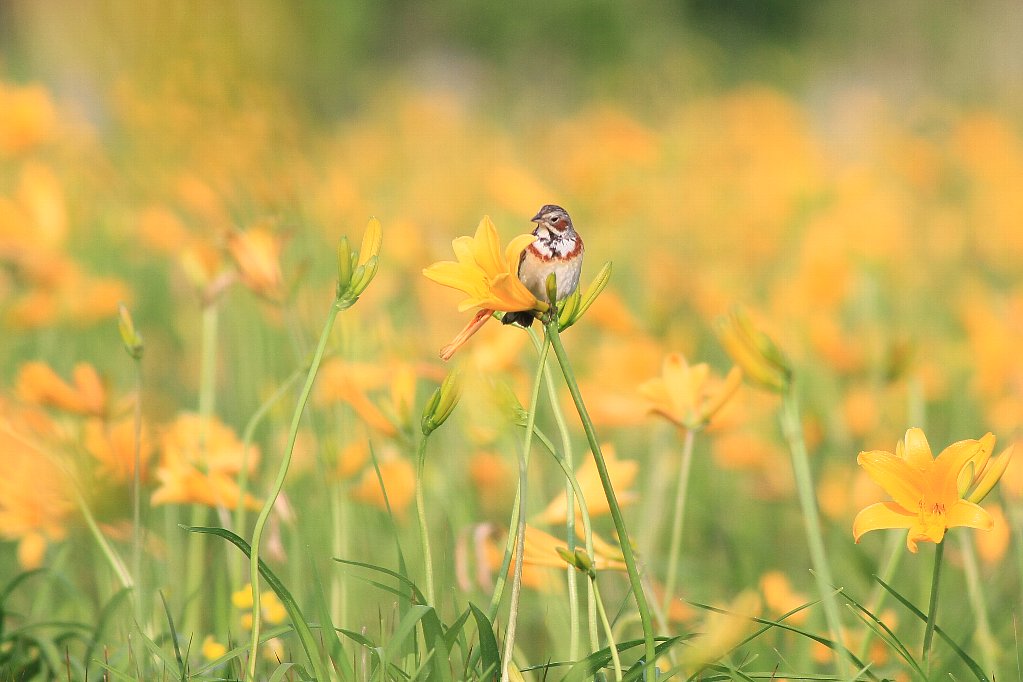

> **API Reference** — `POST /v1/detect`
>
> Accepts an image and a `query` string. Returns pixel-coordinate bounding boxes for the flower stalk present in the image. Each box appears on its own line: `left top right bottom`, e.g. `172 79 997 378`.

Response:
501 333 550 682
246 221 379 681
545 315 657 673
922 539 945 671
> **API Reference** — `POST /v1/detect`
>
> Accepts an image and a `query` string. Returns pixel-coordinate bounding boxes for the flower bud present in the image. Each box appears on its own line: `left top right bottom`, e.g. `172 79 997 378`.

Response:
716 306 792 394
421 369 462 436
336 218 382 305
117 302 144 359
559 261 611 331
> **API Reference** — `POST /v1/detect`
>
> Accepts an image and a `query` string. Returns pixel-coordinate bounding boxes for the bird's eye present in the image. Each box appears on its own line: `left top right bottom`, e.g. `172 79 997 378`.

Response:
550 216 560 224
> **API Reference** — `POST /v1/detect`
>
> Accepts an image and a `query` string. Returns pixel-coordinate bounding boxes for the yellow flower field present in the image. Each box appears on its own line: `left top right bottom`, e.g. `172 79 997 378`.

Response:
1 3 1022 680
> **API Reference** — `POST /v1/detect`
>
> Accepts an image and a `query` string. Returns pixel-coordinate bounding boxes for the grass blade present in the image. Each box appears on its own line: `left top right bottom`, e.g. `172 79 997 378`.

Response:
875 577 990 681
184 524 331 680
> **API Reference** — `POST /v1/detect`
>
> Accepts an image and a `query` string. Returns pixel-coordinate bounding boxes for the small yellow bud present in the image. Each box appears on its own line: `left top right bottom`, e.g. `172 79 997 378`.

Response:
716 306 792 394
336 235 353 297
358 217 382 267
337 218 382 304
117 302 144 359
422 369 462 436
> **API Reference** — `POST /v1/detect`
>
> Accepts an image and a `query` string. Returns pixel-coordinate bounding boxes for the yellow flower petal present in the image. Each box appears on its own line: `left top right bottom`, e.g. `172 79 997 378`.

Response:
945 499 993 532
857 450 924 512
853 502 915 543
901 428 933 470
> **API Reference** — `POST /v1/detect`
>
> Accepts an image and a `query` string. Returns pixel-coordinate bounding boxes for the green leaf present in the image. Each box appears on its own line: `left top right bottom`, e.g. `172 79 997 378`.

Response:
184 525 332 681
84 586 132 675
468 603 501 681
334 557 425 605
309 551 356 680
876 577 990 682
158 590 187 680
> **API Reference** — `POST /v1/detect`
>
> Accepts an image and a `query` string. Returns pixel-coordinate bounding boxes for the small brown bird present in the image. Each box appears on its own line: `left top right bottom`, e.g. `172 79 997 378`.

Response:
503 204 585 327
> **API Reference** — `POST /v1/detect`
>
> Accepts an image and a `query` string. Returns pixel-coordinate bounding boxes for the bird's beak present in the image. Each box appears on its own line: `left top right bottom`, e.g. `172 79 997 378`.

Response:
530 210 543 223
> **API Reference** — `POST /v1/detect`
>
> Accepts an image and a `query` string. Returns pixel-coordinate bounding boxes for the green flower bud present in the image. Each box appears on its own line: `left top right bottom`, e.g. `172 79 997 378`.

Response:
117 303 144 359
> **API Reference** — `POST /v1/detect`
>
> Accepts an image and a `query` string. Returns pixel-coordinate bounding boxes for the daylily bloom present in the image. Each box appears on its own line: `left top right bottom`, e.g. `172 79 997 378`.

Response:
151 413 261 510
226 224 285 302
534 443 637 525
853 428 995 553
422 216 546 359
16 361 107 417
350 454 415 517
423 215 542 313
638 352 742 430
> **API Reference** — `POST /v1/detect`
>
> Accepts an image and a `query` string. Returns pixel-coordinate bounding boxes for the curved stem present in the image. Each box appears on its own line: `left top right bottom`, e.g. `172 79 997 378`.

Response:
780 391 847 679
530 328 587 659
923 539 945 672
545 319 656 674
415 434 436 605
234 367 306 583
662 427 695 618
501 334 550 682
530 422 598 649
247 300 342 682
76 487 134 590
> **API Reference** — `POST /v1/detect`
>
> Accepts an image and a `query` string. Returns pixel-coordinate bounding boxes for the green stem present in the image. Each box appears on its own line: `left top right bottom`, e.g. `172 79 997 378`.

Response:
530 328 585 659
247 299 343 682
922 539 945 671
591 576 623 682
234 367 306 584
415 434 436 605
76 487 133 590
130 357 145 628
662 427 695 619
545 319 656 674
501 334 550 682
530 420 598 652
780 390 846 679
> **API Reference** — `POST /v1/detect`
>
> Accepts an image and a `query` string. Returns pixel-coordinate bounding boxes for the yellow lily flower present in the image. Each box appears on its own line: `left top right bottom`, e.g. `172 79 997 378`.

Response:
853 428 994 553
422 215 542 314
638 352 742 430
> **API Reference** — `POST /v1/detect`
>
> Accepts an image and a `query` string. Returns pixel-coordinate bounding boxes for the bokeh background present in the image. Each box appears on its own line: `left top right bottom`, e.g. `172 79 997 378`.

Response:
3 1 1023 678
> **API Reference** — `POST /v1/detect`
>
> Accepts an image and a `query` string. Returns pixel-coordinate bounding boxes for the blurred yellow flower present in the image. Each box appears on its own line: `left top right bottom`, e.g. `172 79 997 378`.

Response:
226 224 285 302
534 444 637 525
0 83 57 155
201 635 227 660
853 428 994 553
151 413 261 510
84 416 154 484
16 361 107 417
759 570 809 625
679 591 761 674
639 353 742 430
976 504 1010 565
0 412 74 568
350 455 415 517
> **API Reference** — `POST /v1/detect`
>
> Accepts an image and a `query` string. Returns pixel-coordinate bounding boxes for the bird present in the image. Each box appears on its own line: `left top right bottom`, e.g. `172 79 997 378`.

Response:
502 204 585 328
